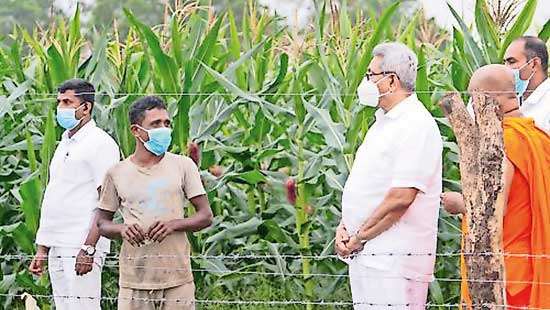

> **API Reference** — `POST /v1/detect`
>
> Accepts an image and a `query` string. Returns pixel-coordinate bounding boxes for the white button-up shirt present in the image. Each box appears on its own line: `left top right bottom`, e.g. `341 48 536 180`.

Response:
36 120 120 253
467 78 550 132
522 78 550 133
342 94 442 281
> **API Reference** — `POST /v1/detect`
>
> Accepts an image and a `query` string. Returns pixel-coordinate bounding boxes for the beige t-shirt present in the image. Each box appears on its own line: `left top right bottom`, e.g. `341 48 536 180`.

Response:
99 152 206 289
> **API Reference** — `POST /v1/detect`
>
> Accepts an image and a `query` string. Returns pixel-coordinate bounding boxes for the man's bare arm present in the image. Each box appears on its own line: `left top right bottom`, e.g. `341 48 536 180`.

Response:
355 188 418 242
148 195 213 242
97 209 123 239
97 209 147 247
442 157 514 216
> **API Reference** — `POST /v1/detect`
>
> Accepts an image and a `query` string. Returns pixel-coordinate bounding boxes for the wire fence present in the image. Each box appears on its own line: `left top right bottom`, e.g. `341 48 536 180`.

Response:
3 252 549 286
3 252 550 260
3 293 550 309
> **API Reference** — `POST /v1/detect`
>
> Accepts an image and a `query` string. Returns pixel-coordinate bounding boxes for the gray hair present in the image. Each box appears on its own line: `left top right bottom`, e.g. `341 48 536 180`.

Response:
372 42 418 92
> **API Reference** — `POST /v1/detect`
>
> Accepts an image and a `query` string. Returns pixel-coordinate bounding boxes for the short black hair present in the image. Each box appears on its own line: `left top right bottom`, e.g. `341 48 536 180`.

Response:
129 96 168 125
519 36 548 73
57 79 95 107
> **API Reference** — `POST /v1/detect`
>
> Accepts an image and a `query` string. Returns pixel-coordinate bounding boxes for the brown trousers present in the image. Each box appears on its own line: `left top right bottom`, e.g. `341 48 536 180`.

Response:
117 282 195 310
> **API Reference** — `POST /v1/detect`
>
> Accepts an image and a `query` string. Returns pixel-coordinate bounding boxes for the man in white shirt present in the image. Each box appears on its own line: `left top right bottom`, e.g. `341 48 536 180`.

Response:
29 79 120 310
467 36 549 132
336 42 442 309
504 36 549 132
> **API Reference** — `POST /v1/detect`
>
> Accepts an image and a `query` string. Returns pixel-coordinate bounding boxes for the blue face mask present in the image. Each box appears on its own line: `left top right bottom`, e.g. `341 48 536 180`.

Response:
56 105 84 130
137 126 172 156
512 59 535 98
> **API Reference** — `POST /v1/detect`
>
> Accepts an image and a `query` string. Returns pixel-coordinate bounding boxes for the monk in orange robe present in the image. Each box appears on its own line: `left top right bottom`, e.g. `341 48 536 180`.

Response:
442 64 550 309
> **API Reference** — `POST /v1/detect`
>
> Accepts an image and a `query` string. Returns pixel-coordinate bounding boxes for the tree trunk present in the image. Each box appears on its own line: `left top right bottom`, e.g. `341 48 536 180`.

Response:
440 93 506 308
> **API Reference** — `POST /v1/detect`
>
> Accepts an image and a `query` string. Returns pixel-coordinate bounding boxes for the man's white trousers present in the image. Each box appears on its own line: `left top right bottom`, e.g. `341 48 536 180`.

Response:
48 247 104 310
348 261 429 310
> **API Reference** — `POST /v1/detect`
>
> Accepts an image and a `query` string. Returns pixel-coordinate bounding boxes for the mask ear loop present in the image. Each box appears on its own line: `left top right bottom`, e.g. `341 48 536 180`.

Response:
134 125 149 144
519 58 537 79
375 75 392 97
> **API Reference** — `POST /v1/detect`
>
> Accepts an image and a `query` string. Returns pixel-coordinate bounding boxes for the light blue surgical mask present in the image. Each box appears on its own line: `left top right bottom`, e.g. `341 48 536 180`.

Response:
137 125 172 156
512 59 535 98
56 105 85 130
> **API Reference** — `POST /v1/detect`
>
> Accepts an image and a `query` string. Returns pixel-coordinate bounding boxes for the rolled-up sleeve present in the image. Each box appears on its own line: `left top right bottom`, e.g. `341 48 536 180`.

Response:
390 122 442 193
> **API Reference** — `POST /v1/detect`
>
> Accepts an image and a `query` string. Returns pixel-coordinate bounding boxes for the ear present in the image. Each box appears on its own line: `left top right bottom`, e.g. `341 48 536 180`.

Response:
389 74 398 91
82 102 92 115
532 57 541 70
130 124 141 137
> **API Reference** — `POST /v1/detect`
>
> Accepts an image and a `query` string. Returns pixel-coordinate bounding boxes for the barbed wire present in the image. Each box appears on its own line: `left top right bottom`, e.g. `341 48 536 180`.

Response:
1 293 549 309
28 264 550 286
3 251 550 261
0 90 524 98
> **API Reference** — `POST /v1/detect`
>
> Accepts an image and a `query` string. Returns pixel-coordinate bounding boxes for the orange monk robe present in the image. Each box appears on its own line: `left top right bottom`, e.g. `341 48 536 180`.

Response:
460 117 550 309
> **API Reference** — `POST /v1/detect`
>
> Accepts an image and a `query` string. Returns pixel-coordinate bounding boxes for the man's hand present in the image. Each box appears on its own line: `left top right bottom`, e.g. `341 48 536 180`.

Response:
147 220 176 243
335 223 350 257
345 235 365 255
29 246 49 276
441 192 467 215
75 250 94 276
121 224 146 246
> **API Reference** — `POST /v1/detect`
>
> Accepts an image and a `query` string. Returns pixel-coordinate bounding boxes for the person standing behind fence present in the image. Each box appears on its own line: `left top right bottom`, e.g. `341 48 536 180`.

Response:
334 42 443 309
467 36 549 133
29 79 120 310
97 96 213 310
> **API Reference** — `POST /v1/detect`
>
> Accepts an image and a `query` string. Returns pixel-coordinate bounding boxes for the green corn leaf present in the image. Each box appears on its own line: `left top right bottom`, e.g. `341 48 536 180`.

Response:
416 44 430 108
499 0 538 60
39 107 56 189
124 9 179 93
47 43 70 86
305 103 346 152
343 1 399 110
539 19 550 42
448 3 487 68
228 10 241 59
474 0 500 63
19 176 42 235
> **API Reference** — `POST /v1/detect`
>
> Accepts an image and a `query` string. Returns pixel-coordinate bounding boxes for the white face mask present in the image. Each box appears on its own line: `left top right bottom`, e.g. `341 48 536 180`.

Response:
357 75 391 107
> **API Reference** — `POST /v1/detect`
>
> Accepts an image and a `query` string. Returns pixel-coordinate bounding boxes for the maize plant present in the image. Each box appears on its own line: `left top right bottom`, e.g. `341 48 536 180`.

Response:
0 0 547 309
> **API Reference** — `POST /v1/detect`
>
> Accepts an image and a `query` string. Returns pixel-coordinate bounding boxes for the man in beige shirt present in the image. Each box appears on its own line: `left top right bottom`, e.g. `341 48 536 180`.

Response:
97 96 213 310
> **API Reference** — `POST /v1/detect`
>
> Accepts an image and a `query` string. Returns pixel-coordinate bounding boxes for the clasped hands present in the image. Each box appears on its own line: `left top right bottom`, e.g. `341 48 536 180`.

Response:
121 220 176 247
334 223 365 258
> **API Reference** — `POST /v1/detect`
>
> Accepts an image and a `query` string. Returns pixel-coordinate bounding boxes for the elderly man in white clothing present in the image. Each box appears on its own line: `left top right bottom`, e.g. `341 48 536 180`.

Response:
335 42 442 309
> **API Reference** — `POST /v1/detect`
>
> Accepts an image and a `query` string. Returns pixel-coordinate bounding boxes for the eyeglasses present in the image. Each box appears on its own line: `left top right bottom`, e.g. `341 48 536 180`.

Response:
366 70 398 81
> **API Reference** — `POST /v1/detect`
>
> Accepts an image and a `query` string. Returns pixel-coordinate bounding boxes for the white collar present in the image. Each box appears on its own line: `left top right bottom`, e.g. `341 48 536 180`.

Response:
524 78 550 106
62 119 96 141
375 94 419 120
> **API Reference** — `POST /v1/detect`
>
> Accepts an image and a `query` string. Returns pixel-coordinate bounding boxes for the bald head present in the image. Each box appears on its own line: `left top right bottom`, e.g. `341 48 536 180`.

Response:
468 64 520 116
468 64 515 94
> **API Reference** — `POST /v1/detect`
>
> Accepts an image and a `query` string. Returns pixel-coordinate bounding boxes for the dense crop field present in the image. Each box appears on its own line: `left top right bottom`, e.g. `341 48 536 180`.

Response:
0 0 547 308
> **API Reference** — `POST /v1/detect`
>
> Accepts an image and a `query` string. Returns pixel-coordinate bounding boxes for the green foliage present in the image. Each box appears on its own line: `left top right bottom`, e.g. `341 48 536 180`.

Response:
0 1 545 309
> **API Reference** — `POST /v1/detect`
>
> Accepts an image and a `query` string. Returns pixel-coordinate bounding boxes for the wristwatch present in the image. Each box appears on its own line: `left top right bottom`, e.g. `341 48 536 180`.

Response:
81 245 96 256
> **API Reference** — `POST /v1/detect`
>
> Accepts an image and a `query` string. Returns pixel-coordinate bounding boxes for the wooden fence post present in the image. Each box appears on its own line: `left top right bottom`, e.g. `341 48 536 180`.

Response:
439 92 506 307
